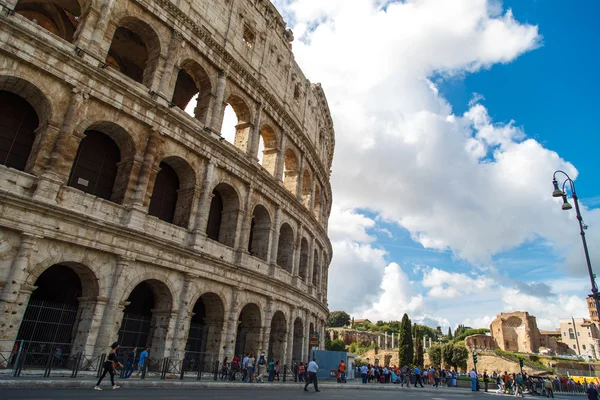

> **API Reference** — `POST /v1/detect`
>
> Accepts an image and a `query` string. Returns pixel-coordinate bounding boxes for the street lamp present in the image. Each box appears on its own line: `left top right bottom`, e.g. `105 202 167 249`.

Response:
552 170 600 325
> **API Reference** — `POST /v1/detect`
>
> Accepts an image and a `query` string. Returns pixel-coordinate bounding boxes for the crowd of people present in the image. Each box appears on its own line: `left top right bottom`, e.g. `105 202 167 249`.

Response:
354 364 459 387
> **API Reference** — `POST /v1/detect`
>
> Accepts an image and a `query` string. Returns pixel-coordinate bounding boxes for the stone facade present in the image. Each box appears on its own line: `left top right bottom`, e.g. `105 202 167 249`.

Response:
328 328 397 350
490 312 542 353
464 334 496 351
0 0 334 367
559 318 600 358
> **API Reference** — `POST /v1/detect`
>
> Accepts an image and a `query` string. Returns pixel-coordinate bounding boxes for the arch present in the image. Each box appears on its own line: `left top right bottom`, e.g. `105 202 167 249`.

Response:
173 59 212 125
185 292 225 371
283 148 299 194
222 95 252 152
292 317 303 363
313 184 322 221
16 263 99 350
68 121 137 203
0 91 39 172
276 223 294 273
258 124 278 176
235 303 262 357
301 169 312 208
118 279 174 351
312 249 319 287
106 16 162 87
298 238 309 281
268 311 287 363
15 0 82 43
0 75 53 126
206 182 240 248
148 156 196 227
248 204 271 261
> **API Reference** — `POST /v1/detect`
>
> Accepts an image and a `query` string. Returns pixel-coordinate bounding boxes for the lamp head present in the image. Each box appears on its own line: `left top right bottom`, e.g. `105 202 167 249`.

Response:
552 179 565 198
562 195 573 211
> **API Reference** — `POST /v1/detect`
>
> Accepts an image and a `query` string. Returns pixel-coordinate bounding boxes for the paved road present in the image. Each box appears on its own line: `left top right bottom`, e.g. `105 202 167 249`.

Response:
0 388 575 400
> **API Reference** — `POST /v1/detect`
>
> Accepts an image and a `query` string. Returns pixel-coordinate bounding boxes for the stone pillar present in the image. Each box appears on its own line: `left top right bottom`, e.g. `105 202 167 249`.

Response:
235 186 253 265
72 2 101 51
260 297 273 355
189 159 216 250
429 337 432 348
88 0 116 56
0 234 39 353
392 332 395 349
274 135 286 182
320 320 326 351
123 130 161 227
149 309 178 359
284 307 295 367
309 179 317 213
170 275 194 359
307 237 315 293
158 30 184 98
296 154 305 200
301 309 310 362
292 224 303 280
34 88 89 202
222 288 242 360
248 103 263 159
210 71 228 134
93 257 129 355
25 119 61 176
72 297 105 355
269 206 282 275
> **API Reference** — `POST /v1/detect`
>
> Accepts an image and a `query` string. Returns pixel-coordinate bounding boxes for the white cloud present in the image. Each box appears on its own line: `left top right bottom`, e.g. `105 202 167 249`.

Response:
271 0 597 328
422 268 494 299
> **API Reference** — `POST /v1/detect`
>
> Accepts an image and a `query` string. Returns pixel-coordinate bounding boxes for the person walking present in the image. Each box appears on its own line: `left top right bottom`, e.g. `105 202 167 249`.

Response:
268 359 276 382
246 352 255 383
484 370 489 392
469 368 477 391
123 347 136 378
137 347 149 376
360 364 368 384
230 354 240 381
94 342 123 391
414 366 424 388
304 357 320 392
220 356 229 380
338 359 346 383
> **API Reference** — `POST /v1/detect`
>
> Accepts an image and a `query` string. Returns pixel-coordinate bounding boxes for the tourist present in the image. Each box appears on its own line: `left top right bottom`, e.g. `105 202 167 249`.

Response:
483 370 489 392
496 373 503 393
469 368 477 391
137 347 149 376
304 357 320 392
338 359 346 383
414 366 424 387
230 354 241 381
123 347 136 379
246 352 255 383
544 377 554 398
220 356 229 380
242 353 249 382
586 383 598 400
274 360 281 381
268 359 276 382
94 342 123 391
360 364 368 384
298 362 305 382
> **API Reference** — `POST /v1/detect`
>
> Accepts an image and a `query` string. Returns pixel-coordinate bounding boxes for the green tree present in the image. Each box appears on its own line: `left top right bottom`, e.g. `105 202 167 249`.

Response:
413 335 424 367
398 313 414 366
447 327 453 340
327 339 346 351
428 345 442 367
442 343 454 367
451 345 469 370
453 328 490 342
327 311 351 327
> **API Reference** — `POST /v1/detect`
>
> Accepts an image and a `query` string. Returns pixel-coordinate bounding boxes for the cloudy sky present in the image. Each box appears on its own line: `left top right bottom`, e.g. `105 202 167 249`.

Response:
262 0 600 331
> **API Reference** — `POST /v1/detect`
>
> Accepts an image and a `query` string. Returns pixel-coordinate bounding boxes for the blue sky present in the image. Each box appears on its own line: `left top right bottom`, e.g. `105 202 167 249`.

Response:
272 0 599 330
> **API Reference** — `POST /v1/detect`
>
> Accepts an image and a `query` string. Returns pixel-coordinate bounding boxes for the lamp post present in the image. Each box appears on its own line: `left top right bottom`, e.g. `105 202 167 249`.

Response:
552 170 600 324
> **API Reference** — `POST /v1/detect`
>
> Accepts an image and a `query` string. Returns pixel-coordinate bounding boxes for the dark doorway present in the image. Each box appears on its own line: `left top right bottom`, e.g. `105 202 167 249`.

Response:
118 282 154 349
0 91 39 171
206 190 223 241
106 26 148 84
148 162 180 224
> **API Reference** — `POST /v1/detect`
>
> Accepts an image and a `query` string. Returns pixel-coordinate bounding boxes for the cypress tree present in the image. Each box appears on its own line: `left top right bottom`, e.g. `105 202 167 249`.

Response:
398 313 414 366
414 334 424 367
447 327 453 340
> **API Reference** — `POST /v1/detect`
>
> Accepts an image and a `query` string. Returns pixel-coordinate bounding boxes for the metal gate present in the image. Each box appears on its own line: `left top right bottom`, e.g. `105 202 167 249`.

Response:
16 299 78 344
118 313 152 348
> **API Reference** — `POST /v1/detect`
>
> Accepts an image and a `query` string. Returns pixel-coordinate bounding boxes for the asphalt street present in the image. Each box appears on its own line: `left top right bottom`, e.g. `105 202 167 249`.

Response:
0 388 575 400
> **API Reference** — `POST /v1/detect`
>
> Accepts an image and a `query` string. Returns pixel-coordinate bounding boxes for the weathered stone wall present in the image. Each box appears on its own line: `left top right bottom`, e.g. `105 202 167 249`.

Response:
465 334 497 351
491 311 541 353
0 0 334 367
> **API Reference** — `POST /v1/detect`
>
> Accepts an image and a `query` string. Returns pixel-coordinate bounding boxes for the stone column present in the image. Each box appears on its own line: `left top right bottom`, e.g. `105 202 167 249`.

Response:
72 297 104 355
307 237 315 294
392 332 395 349
170 275 194 359
34 88 89 202
123 130 162 227
25 119 61 176
248 103 263 159
301 309 310 362
88 0 116 56
274 135 286 182
158 30 184 98
0 234 39 353
235 186 253 265
260 297 274 355
284 307 295 367
189 159 216 250
93 257 129 355
296 154 305 200
222 288 242 360
309 179 317 213
210 71 228 134
269 206 282 275
291 224 303 281
149 309 178 359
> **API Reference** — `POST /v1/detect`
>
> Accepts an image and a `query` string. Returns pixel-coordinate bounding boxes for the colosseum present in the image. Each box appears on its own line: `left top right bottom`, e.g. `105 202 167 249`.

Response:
0 0 334 370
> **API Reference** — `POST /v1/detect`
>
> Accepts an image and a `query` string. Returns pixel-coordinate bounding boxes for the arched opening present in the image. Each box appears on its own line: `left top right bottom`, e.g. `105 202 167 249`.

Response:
68 130 120 202
221 95 251 152
301 169 312 208
106 18 161 87
0 91 39 171
206 183 239 247
118 280 173 356
268 311 286 363
299 238 309 281
185 293 224 371
312 249 319 287
248 205 270 261
313 184 322 220
148 157 195 228
276 223 294 273
174 60 212 125
292 318 303 363
258 125 278 176
235 303 261 357
15 0 82 43
16 263 98 363
283 148 299 194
